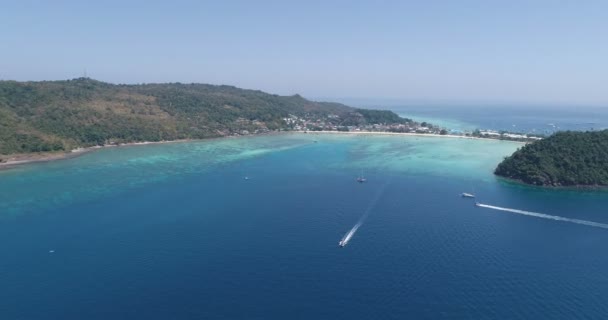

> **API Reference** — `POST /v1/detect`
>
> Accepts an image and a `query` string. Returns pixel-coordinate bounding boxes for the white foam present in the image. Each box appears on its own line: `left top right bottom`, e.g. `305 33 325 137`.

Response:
339 180 392 247
340 222 362 246
477 203 608 229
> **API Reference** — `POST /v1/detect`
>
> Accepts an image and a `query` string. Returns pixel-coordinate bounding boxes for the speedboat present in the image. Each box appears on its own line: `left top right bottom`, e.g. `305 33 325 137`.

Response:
461 192 475 198
338 240 346 247
356 177 367 183
475 202 481 207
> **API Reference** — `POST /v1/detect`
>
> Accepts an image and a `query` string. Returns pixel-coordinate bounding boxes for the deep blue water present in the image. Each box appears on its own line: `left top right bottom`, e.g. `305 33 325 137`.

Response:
2 133 608 319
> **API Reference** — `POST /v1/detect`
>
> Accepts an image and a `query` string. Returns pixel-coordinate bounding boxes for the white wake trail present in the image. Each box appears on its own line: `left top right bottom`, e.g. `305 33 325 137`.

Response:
477 203 608 230
340 222 362 246
339 180 391 247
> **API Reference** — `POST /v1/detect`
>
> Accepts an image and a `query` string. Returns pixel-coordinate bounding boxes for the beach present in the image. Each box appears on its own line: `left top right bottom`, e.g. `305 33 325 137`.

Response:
298 130 494 140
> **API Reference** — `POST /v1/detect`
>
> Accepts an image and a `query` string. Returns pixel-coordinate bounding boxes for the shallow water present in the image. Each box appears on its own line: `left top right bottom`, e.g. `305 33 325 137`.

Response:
1 133 608 319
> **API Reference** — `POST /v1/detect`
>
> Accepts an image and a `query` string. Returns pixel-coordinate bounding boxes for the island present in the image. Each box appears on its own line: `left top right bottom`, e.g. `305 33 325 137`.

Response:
0 78 548 167
494 130 608 187
0 78 439 165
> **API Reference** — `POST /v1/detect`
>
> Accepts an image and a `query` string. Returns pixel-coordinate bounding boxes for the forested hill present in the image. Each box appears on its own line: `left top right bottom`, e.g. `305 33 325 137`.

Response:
494 130 608 187
0 78 406 155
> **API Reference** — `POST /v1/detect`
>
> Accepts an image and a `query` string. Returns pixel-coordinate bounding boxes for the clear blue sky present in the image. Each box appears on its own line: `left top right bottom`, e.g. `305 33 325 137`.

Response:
2 0 607 105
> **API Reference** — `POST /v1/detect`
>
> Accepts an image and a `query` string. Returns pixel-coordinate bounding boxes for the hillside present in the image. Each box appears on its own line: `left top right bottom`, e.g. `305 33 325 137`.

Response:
494 130 608 187
0 78 409 156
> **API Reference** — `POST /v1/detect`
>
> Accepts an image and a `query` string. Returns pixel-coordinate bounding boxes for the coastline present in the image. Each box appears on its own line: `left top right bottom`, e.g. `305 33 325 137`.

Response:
0 130 523 171
0 139 192 171
495 175 608 191
0 149 92 170
297 130 526 143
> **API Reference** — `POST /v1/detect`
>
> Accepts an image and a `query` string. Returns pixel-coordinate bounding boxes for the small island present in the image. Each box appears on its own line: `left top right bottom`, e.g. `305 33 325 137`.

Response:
494 130 608 187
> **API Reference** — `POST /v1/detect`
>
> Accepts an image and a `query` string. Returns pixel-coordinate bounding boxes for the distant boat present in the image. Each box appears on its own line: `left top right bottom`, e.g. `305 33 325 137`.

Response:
338 239 346 247
475 202 481 207
244 176 249 180
356 170 367 183
462 185 476 198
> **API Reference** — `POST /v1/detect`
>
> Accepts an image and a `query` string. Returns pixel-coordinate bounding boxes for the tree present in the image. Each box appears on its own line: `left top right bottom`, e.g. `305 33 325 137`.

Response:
495 130 608 186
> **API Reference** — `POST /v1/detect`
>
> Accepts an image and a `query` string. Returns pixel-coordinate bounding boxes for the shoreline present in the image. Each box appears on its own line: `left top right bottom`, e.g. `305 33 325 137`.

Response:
0 130 523 170
0 131 286 170
495 175 608 191
297 130 526 143
0 139 193 171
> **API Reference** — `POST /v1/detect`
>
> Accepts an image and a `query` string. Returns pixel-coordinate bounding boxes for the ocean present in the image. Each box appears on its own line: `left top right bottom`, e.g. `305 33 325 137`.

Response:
392 104 608 134
2 107 608 319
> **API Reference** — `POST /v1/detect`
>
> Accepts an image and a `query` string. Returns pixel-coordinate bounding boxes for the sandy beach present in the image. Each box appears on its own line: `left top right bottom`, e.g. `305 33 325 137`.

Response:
297 130 520 142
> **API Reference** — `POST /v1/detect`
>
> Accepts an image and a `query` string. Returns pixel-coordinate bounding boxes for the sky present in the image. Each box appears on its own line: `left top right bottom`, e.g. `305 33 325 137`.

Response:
1 0 607 106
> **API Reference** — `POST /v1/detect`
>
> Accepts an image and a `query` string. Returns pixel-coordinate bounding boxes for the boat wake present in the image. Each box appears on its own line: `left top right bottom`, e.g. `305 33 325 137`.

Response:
476 203 608 230
339 222 362 247
339 180 391 247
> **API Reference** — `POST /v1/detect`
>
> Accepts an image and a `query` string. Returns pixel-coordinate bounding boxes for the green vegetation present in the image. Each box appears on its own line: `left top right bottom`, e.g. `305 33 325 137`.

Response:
0 78 406 155
494 130 608 187
350 109 412 125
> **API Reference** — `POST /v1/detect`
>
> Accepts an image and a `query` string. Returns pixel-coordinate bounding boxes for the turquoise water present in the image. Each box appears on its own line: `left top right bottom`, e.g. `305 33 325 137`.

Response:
2 133 608 319
395 105 608 134
398 113 478 132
